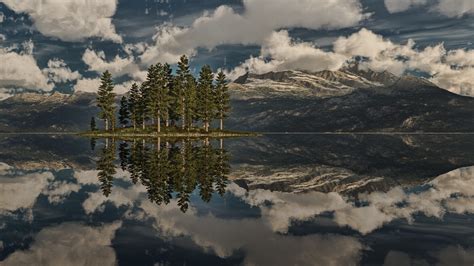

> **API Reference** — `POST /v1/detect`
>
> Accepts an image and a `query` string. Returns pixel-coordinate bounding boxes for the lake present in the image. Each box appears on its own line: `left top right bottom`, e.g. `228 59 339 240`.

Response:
0 133 473 265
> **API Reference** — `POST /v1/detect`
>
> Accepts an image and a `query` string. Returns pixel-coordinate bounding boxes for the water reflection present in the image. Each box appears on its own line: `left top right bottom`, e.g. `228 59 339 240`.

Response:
95 138 230 212
1 134 474 265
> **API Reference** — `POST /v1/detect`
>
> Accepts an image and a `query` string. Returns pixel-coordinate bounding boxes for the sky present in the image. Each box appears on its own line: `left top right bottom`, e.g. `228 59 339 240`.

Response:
0 0 474 99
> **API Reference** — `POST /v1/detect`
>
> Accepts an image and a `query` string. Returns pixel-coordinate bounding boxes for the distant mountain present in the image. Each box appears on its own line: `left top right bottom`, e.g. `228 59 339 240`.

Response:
228 68 474 132
0 67 473 132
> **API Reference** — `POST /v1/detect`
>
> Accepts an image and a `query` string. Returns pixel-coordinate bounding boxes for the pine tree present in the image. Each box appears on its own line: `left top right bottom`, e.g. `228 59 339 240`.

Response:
148 63 172 133
197 65 216 132
140 77 152 130
90 116 97 131
119 96 130 127
175 55 191 129
184 75 197 130
128 83 141 130
214 71 230 131
163 63 174 128
96 71 116 131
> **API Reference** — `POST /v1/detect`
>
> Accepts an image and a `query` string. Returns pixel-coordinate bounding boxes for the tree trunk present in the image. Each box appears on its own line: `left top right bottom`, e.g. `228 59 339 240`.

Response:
157 111 161 133
133 120 136 130
181 98 186 130
220 138 223 150
142 119 145 130
220 118 223 131
105 119 109 131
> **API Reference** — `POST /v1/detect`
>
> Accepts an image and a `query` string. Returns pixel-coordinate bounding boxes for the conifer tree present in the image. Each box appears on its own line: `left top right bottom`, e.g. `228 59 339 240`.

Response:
175 55 191 129
197 65 216 132
119 96 130 127
214 71 230 130
163 63 174 128
128 83 141 130
184 75 197 129
140 77 152 130
96 71 116 131
90 116 97 131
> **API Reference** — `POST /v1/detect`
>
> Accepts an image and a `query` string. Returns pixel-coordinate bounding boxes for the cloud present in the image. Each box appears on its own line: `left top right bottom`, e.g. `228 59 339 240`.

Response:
384 0 474 17
0 0 122 43
0 45 53 92
2 222 121 266
74 78 135 94
0 171 54 212
228 165 474 234
73 78 101 94
384 0 428 13
435 0 474 17
140 0 368 65
228 30 347 80
231 28 474 96
138 199 364 266
43 59 81 83
82 49 142 80
0 11 4 23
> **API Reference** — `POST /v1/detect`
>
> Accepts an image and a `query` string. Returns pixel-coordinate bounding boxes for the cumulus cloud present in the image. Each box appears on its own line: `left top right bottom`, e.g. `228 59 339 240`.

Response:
435 0 474 17
228 30 347 79
0 44 53 91
0 0 122 43
73 78 135 94
384 0 428 13
140 0 368 65
384 0 474 17
230 28 474 96
82 49 142 80
2 222 121 266
43 59 81 83
73 78 101 94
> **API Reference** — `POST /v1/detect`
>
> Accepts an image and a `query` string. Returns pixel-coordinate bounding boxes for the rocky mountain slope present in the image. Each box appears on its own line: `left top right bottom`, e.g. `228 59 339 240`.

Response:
228 68 474 132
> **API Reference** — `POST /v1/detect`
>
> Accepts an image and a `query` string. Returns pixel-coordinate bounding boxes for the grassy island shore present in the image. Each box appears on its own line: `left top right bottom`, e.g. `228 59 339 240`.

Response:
80 127 259 139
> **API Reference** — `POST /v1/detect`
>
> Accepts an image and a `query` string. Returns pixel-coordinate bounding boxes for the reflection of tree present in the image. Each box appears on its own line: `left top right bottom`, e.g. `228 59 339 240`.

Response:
96 139 116 197
118 142 129 171
97 138 230 212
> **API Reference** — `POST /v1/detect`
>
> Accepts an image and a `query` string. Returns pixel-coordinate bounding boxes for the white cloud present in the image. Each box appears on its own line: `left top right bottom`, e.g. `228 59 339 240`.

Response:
231 28 474 96
384 0 474 17
140 0 368 65
0 34 6 41
0 11 4 23
0 0 122 43
73 78 101 94
228 30 347 80
435 0 474 17
82 49 142 80
0 171 54 212
43 59 81 83
74 78 134 95
0 47 53 91
384 0 428 13
2 222 121 266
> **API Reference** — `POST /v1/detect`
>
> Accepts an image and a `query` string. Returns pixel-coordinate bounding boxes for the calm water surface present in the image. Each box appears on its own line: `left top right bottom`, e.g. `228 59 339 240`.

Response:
0 134 474 266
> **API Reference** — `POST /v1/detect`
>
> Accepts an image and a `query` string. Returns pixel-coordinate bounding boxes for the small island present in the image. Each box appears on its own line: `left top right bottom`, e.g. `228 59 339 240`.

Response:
82 55 257 139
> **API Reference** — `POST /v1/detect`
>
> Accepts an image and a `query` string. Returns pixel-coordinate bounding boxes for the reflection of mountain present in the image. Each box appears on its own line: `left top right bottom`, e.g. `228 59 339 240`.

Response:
227 134 474 194
96 139 230 212
0 134 96 170
1 69 473 132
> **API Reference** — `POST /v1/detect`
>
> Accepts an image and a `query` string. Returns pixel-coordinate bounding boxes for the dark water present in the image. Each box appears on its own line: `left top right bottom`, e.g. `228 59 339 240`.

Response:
1 134 474 266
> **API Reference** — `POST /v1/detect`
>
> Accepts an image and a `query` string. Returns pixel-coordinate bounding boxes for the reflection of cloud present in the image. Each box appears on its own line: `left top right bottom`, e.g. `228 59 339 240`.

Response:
2 222 121 266
230 166 474 234
0 172 53 212
384 246 474 266
138 200 363 266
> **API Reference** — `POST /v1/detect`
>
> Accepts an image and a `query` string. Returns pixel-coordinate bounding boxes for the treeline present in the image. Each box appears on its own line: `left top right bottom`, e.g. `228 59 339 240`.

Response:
94 55 230 133
96 139 230 212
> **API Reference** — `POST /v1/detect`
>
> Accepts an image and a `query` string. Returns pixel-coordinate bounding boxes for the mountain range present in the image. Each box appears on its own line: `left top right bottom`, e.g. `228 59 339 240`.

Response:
0 67 473 132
